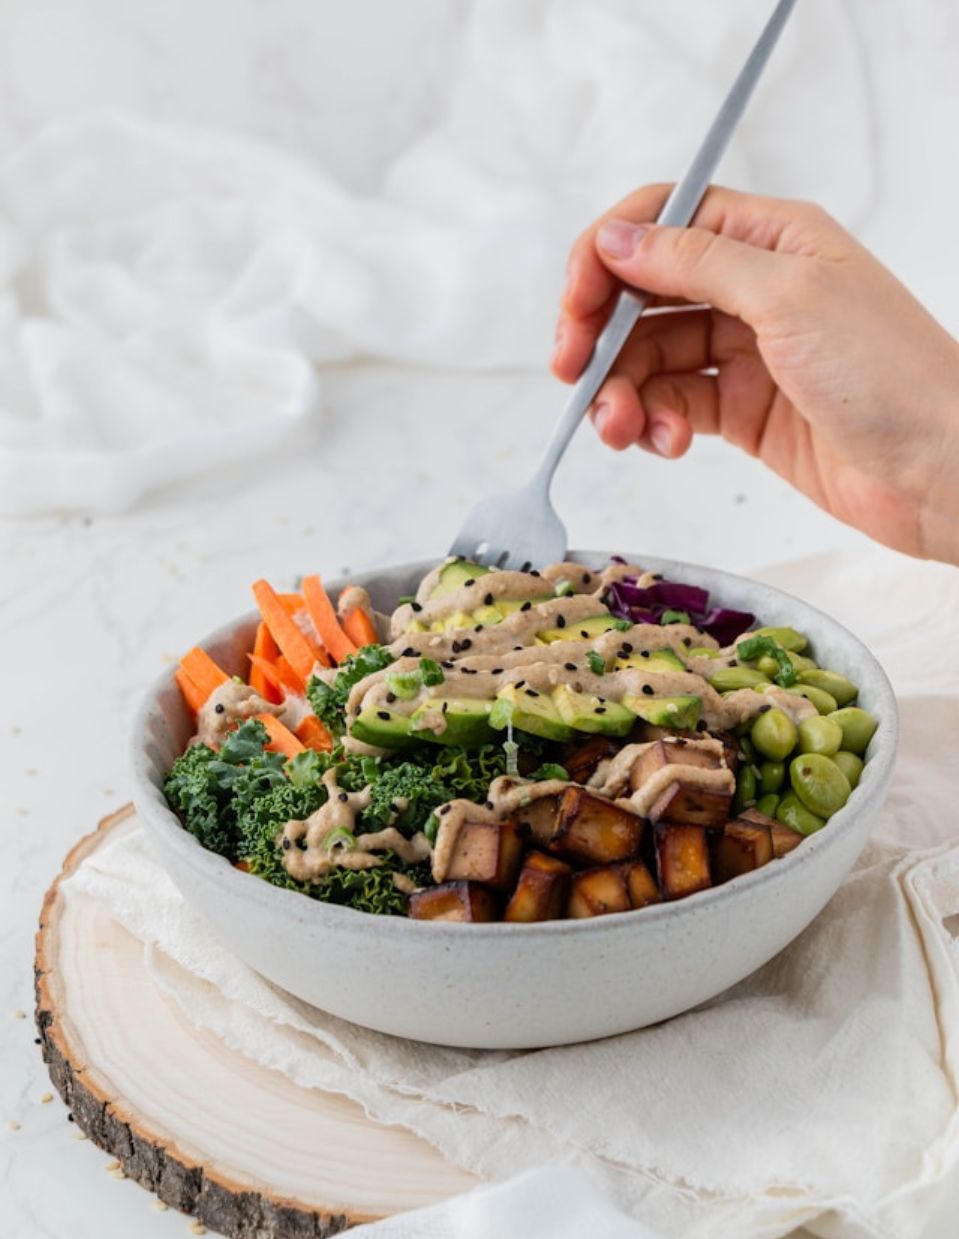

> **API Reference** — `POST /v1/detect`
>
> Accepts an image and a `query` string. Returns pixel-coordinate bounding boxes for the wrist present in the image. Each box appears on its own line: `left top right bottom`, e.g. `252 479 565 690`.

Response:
917 338 959 565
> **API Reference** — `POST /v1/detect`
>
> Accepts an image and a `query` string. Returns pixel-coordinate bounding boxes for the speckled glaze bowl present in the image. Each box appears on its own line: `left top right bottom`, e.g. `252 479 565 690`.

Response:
131 552 898 1049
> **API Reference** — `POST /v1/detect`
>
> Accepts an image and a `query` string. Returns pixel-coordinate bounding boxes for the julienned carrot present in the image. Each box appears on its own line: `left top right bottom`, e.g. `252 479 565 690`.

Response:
279 593 303 615
254 713 306 759
295 715 333 753
248 653 302 697
174 668 206 714
248 622 282 704
302 575 357 664
179 647 229 703
252 579 328 680
341 603 379 648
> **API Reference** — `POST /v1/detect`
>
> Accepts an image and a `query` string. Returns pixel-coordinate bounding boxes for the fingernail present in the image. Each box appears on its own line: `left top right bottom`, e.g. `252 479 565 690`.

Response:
650 422 672 456
593 401 611 436
550 324 565 367
597 219 650 259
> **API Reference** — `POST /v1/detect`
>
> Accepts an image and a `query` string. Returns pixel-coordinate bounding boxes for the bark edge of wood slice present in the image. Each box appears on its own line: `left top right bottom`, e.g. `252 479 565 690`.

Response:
34 806 478 1238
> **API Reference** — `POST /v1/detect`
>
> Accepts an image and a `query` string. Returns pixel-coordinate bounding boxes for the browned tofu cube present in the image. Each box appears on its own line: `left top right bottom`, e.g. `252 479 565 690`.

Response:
563 735 621 784
716 730 739 775
628 721 699 744
515 795 560 846
445 819 524 891
709 818 774 884
503 851 572 923
567 865 632 918
654 823 711 900
623 860 661 909
630 738 722 795
648 780 732 829
549 786 644 866
408 881 499 922
770 821 804 858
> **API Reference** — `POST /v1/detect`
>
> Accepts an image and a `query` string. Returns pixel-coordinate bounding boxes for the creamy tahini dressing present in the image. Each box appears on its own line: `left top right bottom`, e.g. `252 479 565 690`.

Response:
587 737 735 816
195 680 282 747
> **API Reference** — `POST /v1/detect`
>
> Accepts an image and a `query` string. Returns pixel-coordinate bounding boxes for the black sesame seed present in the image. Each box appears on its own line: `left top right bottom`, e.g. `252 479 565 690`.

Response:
730 658 738 667
696 719 708 731
652 573 663 581
411 602 423 613
461 638 472 650
642 685 654 696
391 802 400 813
464 668 478 675
521 601 532 612
514 645 523 651
402 646 416 656
485 800 493 809
440 804 451 815
442 659 454 668
683 637 692 647
67 1113 74 1122
583 572 592 584
33 1037 41 1045
759 704 772 714
282 837 291 850
530 569 541 577
354 705 361 715
595 707 607 715
580 630 589 638
464 578 476 587
641 650 651 659
526 688 539 697
442 701 449 713
676 738 688 747
491 667 503 675
475 625 483 633
297 837 307 850
214 703 225 714
451 640 462 653
377 710 391 720
564 662 577 671
515 679 526 689
620 642 633 654
484 593 494 606
556 615 566 629
338 792 348 802
386 692 397 704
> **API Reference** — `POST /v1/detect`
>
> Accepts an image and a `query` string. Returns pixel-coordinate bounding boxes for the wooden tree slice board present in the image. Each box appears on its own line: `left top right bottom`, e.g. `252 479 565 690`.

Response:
35 808 480 1237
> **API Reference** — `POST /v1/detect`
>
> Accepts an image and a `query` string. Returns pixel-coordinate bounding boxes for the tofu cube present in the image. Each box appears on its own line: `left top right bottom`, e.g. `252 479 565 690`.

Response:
503 850 571 923
629 738 722 794
445 819 524 891
408 881 499 922
735 806 803 859
623 860 661 909
515 795 560 847
549 786 644 865
709 817 774 884
567 865 632 918
647 780 732 829
562 735 622 784
654 823 712 900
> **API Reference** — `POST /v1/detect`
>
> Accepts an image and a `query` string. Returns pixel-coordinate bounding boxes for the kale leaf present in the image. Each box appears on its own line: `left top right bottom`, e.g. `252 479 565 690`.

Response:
307 643 395 735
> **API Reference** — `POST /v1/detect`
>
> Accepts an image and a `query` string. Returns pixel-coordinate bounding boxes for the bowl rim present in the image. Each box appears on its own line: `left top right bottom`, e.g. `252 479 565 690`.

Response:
131 550 899 939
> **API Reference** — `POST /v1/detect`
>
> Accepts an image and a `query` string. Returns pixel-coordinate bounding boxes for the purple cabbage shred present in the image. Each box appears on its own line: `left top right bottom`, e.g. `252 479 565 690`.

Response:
605 565 754 645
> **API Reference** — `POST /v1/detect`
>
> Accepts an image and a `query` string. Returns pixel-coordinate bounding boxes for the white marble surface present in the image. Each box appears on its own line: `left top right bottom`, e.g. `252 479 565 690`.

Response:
1 1 957 1235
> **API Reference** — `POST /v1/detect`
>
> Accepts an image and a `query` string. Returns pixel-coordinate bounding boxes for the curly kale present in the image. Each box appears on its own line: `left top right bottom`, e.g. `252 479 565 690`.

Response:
306 644 395 736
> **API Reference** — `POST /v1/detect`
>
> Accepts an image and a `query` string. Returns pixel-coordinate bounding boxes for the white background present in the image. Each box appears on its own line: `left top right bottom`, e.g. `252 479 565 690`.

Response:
1 2 958 1236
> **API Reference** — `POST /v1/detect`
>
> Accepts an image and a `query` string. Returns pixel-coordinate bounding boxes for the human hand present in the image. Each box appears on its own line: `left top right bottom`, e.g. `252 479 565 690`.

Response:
552 184 959 564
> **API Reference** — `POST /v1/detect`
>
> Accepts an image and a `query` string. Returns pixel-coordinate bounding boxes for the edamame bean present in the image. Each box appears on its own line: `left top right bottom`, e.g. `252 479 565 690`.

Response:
759 760 785 795
789 753 851 818
733 763 758 814
688 646 720 659
751 707 797 760
785 684 839 715
750 626 809 653
798 668 858 707
787 652 818 673
756 793 781 818
776 791 826 836
828 707 878 755
739 735 758 763
832 750 864 789
797 715 843 757
709 667 772 693
756 654 781 679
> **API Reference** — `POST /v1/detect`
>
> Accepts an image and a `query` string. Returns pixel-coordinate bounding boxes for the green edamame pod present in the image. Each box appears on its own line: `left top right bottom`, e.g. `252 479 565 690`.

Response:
776 791 826 836
785 684 838 715
739 735 758 763
709 667 772 693
787 652 817 673
759 760 785 795
789 753 851 818
797 715 843 757
828 707 878 756
755 793 781 818
798 668 858 708
750 626 808 653
733 764 758 814
750 708 797 761
832 750 864 789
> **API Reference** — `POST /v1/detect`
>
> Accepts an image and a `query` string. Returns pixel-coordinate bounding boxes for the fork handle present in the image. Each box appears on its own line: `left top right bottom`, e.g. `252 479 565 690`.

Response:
531 0 797 494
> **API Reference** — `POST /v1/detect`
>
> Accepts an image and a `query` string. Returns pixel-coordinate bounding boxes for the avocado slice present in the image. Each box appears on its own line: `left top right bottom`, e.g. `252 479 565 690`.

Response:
613 647 686 673
621 694 702 729
350 706 418 749
429 559 490 599
537 614 618 644
410 697 495 747
552 684 635 738
489 683 574 743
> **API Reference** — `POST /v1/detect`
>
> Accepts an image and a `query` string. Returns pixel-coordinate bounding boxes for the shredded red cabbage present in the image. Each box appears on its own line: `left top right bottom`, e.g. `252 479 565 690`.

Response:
605 568 754 645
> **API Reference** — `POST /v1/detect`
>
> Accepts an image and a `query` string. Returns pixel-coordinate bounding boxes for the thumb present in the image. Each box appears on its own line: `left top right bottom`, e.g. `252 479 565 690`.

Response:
596 218 780 322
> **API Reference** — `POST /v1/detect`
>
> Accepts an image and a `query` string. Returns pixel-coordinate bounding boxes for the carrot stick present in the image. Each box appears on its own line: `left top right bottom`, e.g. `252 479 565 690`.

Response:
247 653 304 697
174 668 206 714
248 622 282 704
295 715 334 753
254 713 306 759
278 593 303 615
341 605 379 648
179 647 229 703
275 656 306 693
252 579 328 680
302 575 357 664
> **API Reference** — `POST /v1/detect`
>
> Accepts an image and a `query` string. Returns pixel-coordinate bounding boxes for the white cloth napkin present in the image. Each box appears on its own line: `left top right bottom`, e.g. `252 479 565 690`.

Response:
63 548 959 1239
0 0 874 514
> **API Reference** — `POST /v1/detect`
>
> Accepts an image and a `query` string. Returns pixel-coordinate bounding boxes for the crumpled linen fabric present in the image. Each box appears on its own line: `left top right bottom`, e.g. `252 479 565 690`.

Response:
0 0 873 513
64 549 959 1239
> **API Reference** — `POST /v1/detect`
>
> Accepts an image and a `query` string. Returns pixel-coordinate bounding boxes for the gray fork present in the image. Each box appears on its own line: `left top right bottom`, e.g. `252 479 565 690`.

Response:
449 0 797 571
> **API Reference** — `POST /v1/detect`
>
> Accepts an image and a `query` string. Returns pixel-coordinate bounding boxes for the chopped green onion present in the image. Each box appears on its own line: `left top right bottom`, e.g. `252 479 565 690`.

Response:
424 813 440 845
397 595 416 605
554 580 574 597
503 712 519 777
660 610 691 626
385 669 423 699
322 827 356 853
586 650 606 675
736 634 797 687
420 658 445 687
612 618 632 631
530 763 569 782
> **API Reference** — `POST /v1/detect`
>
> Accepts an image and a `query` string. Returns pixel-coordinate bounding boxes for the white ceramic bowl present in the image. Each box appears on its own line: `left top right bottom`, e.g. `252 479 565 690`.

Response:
132 552 898 1049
